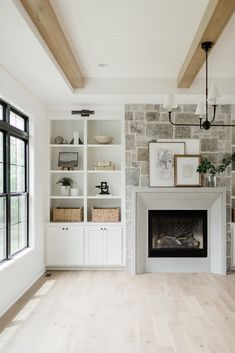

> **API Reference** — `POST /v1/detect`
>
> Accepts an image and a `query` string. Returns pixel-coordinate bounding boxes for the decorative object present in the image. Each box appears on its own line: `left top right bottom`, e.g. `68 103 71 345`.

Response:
53 207 83 222
164 42 235 130
94 136 113 144
73 132 79 145
95 181 110 195
58 152 78 169
94 165 115 171
94 161 115 170
70 188 79 196
54 136 64 144
149 142 185 187
56 177 73 196
91 207 120 222
69 137 83 144
71 109 95 117
197 153 235 187
174 155 202 187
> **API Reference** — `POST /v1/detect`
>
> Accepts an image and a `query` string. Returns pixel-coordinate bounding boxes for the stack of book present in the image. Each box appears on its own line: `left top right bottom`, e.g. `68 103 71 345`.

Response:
94 161 115 170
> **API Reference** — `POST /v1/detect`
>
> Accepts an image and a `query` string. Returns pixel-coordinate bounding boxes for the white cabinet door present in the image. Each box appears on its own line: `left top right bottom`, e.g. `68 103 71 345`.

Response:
66 227 85 265
46 227 66 266
106 227 123 265
85 227 106 265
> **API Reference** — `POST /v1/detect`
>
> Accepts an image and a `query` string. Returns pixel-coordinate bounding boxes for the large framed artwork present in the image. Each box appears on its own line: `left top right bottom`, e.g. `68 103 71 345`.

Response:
149 142 185 187
174 155 201 187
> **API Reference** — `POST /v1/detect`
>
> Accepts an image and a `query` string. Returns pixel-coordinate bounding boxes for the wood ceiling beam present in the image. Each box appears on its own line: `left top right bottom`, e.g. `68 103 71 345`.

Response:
177 0 235 88
19 0 84 89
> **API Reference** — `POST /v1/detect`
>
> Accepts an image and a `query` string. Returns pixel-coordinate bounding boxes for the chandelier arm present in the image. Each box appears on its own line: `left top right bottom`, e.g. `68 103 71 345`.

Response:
209 105 217 123
210 124 235 127
168 112 201 127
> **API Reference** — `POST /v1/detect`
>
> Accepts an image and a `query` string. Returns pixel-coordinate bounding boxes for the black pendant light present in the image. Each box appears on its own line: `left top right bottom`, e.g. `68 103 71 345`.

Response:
164 41 234 130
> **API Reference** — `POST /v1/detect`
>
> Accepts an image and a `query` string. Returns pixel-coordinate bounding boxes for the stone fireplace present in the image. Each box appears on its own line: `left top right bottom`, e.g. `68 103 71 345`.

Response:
133 188 226 275
125 103 232 273
148 210 207 258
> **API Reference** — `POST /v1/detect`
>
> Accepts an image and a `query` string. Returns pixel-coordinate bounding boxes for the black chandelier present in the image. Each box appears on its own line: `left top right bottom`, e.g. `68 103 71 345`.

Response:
164 41 234 130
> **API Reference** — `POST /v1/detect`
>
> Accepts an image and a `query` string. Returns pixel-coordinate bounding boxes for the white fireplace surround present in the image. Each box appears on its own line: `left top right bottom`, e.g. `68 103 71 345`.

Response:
133 188 226 275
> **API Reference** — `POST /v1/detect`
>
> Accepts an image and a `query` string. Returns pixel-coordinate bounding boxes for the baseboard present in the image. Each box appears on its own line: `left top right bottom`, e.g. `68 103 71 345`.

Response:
46 266 126 271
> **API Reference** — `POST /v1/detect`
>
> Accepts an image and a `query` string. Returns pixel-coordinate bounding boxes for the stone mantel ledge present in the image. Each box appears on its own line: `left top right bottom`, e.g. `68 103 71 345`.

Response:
131 187 227 210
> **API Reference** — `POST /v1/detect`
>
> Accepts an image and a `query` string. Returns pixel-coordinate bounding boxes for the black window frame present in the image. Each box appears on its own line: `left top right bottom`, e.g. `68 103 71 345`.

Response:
0 98 29 263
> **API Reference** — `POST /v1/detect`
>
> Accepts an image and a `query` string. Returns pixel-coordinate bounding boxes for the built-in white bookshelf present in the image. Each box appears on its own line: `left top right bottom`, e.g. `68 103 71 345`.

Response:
48 115 125 224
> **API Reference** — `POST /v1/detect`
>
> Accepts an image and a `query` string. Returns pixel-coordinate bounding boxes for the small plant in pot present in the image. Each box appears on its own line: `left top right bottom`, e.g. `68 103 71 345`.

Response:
197 153 235 187
56 177 73 196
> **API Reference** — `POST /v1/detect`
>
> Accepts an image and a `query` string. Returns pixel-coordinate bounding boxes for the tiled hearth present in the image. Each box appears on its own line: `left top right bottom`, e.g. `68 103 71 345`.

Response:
125 104 232 272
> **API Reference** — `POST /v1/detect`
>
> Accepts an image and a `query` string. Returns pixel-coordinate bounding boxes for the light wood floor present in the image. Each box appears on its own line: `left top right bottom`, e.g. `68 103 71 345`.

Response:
1 271 235 353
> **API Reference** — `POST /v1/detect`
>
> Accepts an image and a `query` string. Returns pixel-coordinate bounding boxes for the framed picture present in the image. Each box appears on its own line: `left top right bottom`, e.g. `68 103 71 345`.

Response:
174 155 201 187
149 142 185 187
58 152 79 168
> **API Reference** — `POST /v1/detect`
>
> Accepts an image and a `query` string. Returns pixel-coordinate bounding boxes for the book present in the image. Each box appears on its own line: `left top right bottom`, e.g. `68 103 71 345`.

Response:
94 166 115 171
96 161 112 167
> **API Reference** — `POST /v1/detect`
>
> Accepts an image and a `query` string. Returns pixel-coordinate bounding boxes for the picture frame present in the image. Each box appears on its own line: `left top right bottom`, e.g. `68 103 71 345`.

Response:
58 152 79 168
174 155 201 187
149 142 185 187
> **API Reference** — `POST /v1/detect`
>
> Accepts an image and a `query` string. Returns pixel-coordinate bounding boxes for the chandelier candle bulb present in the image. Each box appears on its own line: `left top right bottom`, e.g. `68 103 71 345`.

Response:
209 83 222 105
195 102 206 117
163 93 177 111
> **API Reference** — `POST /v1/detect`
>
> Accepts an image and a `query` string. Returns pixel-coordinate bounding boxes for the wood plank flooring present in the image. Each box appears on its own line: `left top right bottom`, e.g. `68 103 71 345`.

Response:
1 271 235 353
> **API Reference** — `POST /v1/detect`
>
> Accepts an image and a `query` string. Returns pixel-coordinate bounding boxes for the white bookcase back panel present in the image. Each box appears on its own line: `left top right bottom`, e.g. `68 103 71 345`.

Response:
51 173 84 196
50 147 84 171
87 173 121 197
51 120 84 144
87 120 121 144
87 147 121 170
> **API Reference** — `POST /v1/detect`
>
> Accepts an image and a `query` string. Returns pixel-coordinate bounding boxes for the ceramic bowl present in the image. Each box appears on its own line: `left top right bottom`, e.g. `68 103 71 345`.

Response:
94 136 113 144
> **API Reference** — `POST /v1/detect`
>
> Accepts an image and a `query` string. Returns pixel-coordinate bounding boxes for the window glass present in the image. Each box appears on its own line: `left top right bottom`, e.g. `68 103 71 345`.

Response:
0 100 28 262
10 136 25 192
0 197 6 261
10 195 27 255
10 111 25 131
0 132 3 193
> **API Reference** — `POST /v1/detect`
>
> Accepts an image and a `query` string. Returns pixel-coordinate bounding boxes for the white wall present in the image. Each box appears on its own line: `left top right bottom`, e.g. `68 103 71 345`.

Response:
0 65 47 316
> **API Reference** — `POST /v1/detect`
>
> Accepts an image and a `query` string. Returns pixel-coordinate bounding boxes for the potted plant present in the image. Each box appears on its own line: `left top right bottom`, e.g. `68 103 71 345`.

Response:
197 153 235 187
56 177 73 196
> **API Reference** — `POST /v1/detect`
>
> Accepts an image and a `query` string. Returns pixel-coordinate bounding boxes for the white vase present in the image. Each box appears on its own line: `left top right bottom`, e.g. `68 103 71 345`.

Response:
70 188 79 196
60 186 70 196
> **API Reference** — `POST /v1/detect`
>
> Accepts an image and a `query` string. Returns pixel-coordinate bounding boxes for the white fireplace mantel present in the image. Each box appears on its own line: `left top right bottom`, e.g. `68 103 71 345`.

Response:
132 187 226 275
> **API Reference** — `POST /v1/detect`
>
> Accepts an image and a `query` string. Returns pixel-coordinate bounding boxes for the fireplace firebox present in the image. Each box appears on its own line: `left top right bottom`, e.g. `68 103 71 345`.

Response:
148 210 207 257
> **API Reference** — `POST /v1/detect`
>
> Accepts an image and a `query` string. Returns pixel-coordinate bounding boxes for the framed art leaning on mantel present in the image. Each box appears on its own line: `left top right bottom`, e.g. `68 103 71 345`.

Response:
174 155 202 187
149 142 185 187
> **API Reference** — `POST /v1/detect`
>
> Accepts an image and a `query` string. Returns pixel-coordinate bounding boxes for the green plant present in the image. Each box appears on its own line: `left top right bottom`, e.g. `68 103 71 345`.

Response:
56 177 73 186
197 153 235 176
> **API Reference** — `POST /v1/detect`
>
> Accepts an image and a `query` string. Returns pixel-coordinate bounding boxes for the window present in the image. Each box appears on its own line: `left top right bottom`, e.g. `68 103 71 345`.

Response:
0 100 29 263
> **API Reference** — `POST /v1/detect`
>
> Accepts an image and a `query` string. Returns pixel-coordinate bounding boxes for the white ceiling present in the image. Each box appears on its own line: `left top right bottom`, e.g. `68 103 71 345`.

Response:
0 0 234 106
52 0 209 78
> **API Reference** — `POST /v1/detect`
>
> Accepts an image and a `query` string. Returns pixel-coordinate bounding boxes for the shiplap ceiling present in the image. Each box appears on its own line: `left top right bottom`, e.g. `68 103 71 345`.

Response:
0 0 235 105
52 0 209 78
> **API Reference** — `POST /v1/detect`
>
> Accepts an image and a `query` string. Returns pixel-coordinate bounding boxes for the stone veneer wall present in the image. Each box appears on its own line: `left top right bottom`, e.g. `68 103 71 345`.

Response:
125 104 232 272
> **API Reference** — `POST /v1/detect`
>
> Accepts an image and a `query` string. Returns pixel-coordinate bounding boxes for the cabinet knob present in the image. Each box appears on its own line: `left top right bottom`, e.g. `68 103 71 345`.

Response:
66 228 68 230
62 227 65 230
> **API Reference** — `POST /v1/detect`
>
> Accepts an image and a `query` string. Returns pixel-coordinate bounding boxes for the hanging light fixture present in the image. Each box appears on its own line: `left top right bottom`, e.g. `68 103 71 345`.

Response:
164 41 234 130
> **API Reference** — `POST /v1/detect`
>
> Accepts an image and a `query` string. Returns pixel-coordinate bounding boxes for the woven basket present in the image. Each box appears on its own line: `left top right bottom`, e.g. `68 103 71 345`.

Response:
91 207 120 222
53 207 83 222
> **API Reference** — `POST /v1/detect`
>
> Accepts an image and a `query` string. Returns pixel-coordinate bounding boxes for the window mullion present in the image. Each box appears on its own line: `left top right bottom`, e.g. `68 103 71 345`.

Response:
6 132 11 259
